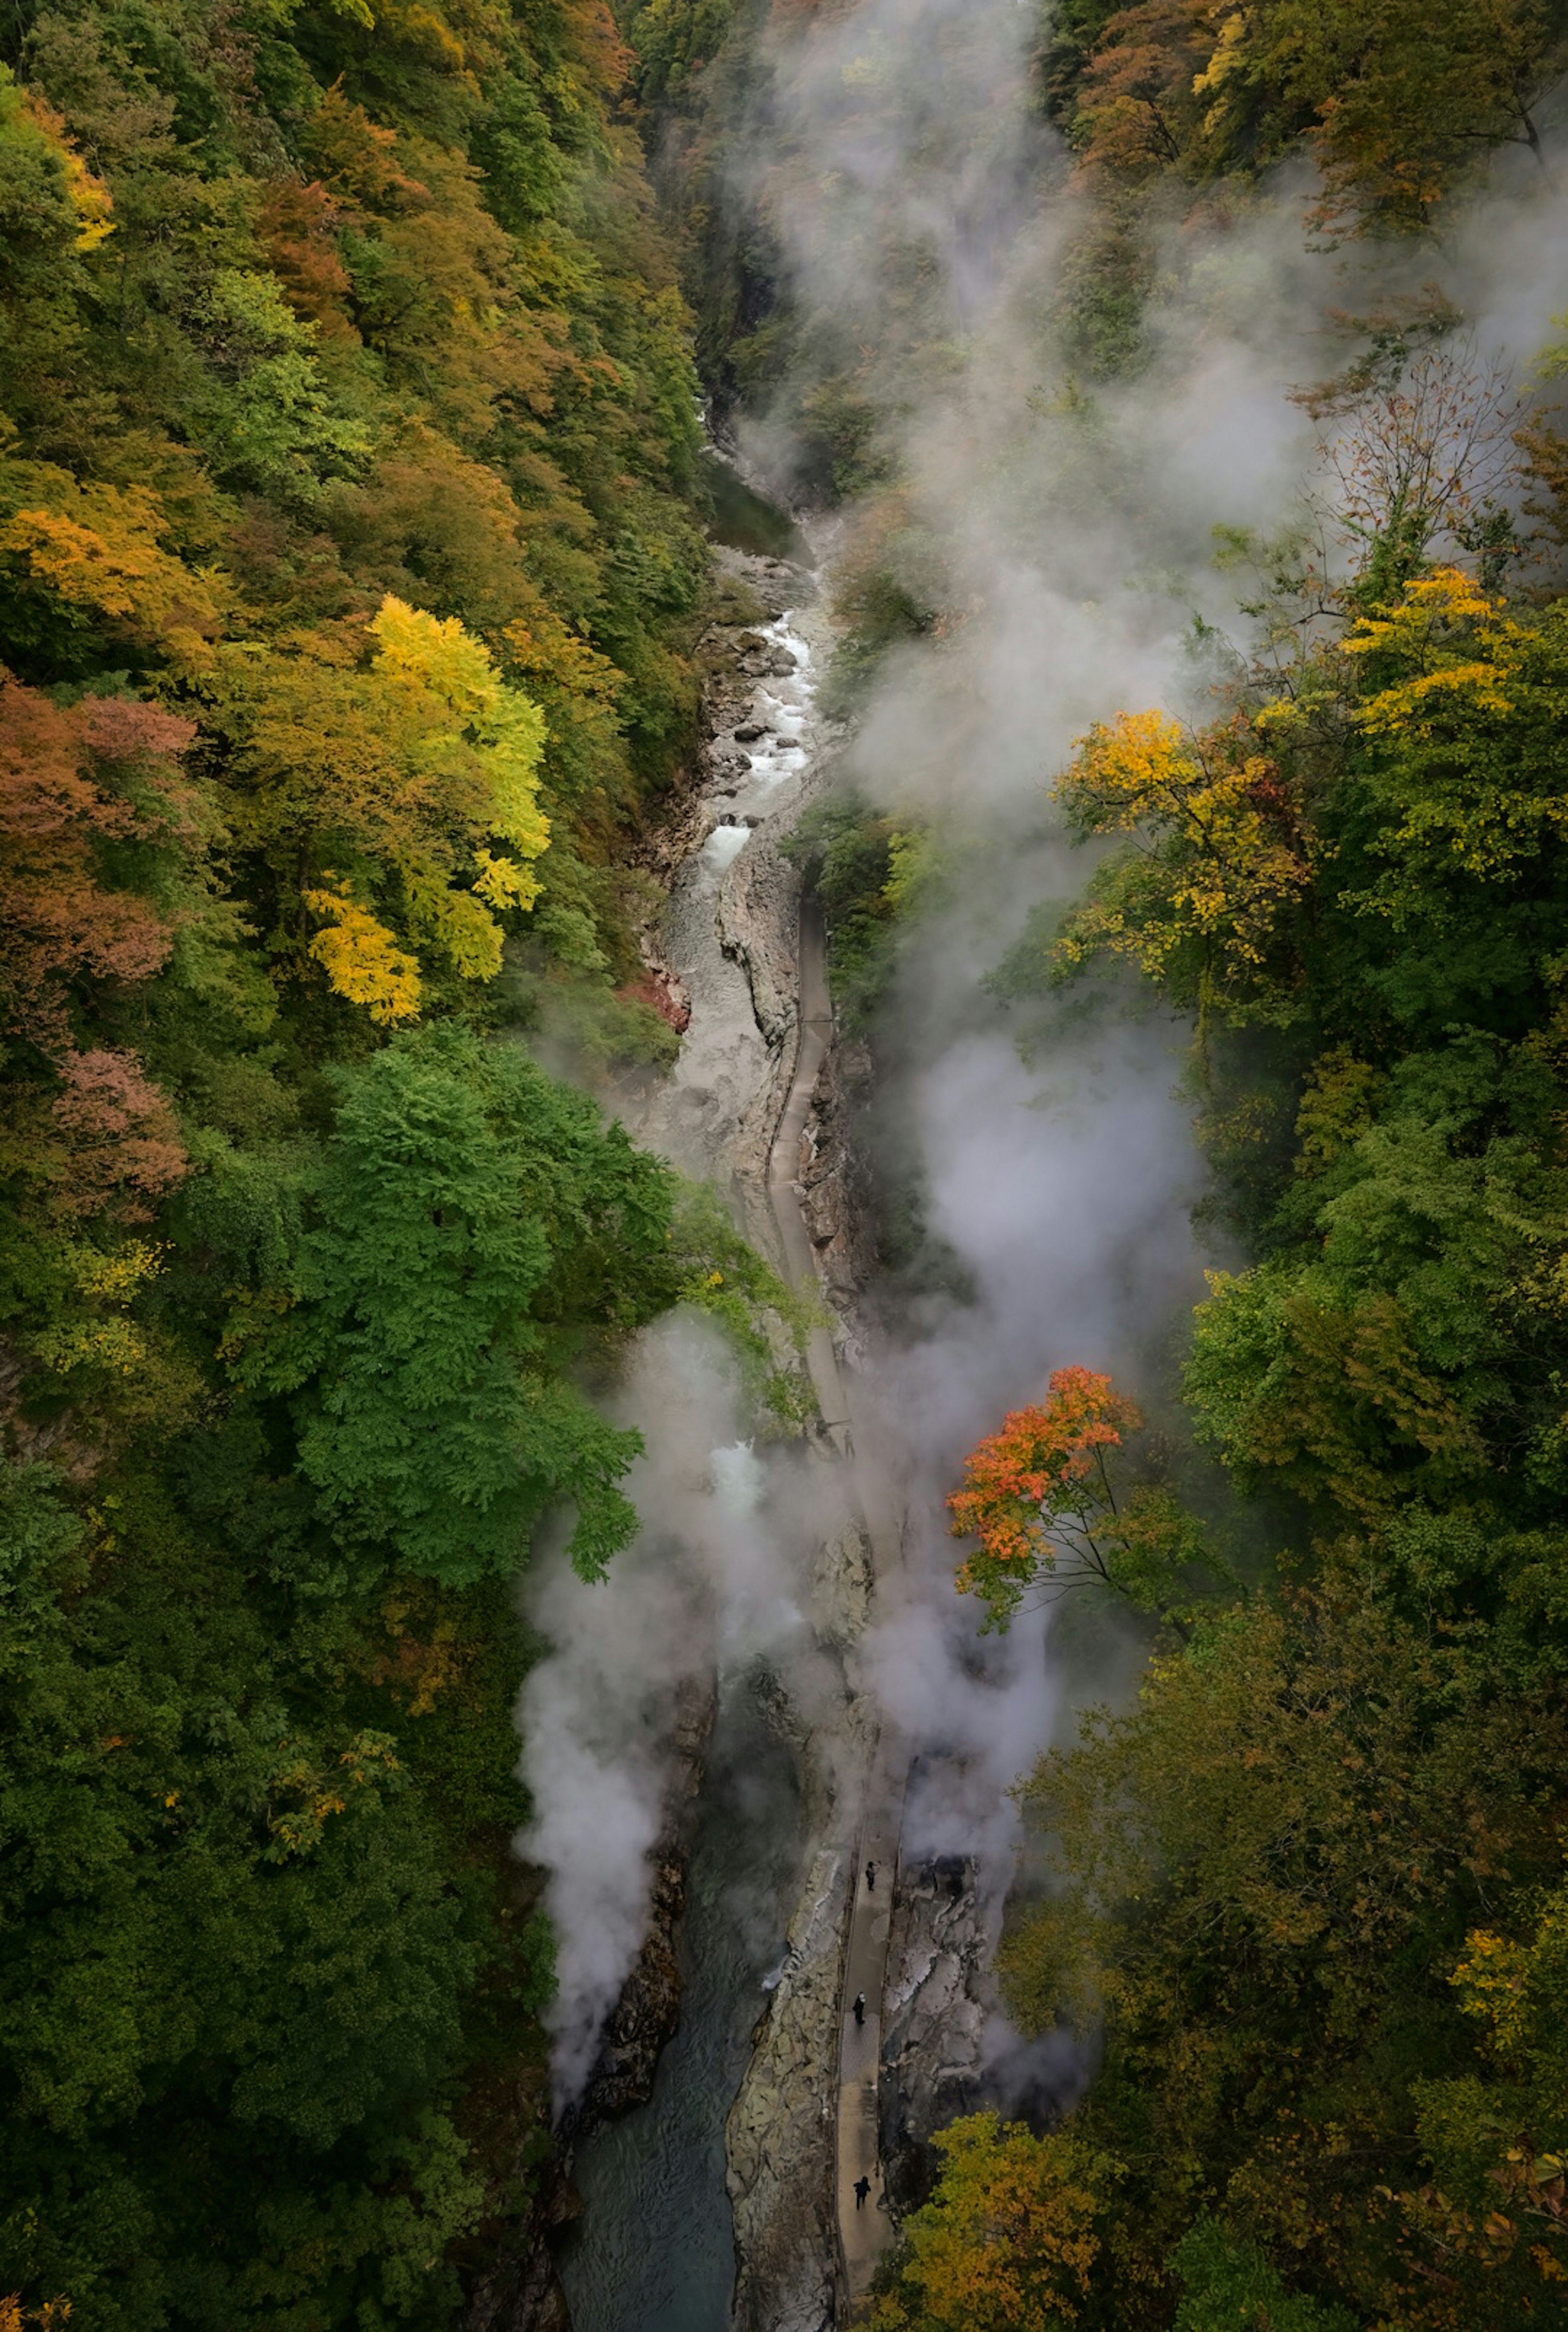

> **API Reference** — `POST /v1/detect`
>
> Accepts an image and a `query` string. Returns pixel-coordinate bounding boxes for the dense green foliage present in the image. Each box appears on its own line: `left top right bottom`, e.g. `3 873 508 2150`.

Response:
11 0 1568 2321
953 313 1568 2304
782 792 937 1024
0 0 748 2319
969 360 1568 2330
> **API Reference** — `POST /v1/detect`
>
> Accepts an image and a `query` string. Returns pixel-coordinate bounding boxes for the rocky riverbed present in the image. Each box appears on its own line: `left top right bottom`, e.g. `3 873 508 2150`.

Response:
477 506 997 2332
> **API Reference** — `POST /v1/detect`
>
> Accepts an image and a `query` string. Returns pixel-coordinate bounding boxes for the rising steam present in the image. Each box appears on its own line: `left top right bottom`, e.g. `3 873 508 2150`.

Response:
517 0 1568 2105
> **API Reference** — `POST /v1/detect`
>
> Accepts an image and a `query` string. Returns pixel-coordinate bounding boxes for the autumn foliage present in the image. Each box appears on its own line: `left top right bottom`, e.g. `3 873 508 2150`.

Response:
1053 707 1312 1028
0 679 190 1052
0 0 715 2313
985 314 1568 2332
948 1366 1217 1630
861 2114 1118 2331
949 1368 1139 1599
1063 0 1563 236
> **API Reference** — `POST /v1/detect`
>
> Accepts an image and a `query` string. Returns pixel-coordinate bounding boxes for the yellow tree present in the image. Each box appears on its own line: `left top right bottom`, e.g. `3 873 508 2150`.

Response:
1342 568 1568 888
1400 1871 1568 2293
1053 707 1312 1031
861 2114 1118 2332
0 457 224 668
215 595 549 1021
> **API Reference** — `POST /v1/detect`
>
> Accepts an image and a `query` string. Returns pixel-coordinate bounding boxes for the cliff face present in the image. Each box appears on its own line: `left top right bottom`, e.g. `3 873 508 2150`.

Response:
467 1683 715 2332
561 1681 719 2139
466 2171 577 2332
878 1857 989 2218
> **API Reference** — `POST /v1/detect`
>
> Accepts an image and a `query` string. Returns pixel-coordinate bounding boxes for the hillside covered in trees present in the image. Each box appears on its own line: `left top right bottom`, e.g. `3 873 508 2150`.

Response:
9 0 1568 2327
617 1 1568 2328
0 0 749 2318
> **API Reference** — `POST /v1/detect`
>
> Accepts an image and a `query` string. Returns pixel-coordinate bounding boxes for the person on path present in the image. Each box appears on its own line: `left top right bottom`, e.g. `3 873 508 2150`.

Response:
853 1990 866 2027
865 1859 876 1892
854 2175 871 2211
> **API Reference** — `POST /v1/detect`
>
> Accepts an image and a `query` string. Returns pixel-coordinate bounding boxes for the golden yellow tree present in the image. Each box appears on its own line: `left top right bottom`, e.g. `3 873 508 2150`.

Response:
861 2115 1118 2332
1053 707 1312 1029
215 594 550 1020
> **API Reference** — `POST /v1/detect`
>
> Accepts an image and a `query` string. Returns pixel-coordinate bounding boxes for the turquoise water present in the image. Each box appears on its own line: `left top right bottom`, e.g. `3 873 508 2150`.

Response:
698 453 812 564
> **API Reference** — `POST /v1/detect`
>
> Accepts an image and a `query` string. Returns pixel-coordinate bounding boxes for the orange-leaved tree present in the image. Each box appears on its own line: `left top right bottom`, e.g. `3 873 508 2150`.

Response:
1074 0 1217 182
0 680 185 1054
0 678 196 1407
949 1366 1212 1630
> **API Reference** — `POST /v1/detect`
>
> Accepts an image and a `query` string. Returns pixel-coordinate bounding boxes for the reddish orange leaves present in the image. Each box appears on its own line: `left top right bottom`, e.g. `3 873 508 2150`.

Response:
948 1368 1142 1625
0 677 192 1052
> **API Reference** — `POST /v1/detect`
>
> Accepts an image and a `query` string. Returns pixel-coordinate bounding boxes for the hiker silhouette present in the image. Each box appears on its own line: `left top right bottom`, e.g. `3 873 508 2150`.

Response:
854 2175 871 2210
852 1990 866 2026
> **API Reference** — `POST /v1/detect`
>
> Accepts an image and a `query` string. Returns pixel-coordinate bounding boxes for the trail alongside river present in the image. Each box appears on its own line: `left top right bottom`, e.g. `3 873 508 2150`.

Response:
766 905 906 2306
538 519 877 2329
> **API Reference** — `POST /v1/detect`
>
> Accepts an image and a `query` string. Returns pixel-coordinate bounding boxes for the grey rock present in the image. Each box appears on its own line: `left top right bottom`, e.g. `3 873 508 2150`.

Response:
561 1678 716 2139
812 1525 874 1650
464 2136 580 2332
726 1845 851 2332
878 1857 988 2217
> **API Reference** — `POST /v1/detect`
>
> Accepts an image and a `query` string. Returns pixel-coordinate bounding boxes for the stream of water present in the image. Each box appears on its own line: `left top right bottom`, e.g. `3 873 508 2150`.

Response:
558 1689 804 2332
554 480 839 2328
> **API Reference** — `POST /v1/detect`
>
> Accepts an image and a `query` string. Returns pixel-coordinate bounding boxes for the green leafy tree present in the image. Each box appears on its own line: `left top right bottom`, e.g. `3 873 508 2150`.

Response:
1172 2220 1359 2331
1000 1583 1568 2322
229 1026 677 1584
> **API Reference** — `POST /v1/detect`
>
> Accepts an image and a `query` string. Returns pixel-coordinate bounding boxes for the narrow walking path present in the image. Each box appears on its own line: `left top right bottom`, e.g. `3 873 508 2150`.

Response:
835 1746 906 2303
765 898 907 2316
765 898 849 1454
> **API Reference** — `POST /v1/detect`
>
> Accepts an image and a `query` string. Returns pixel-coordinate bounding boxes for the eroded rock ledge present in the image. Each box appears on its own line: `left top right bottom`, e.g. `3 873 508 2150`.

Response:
726 1842 850 2332
466 1680 715 2332
562 1677 718 2137
878 1856 987 2218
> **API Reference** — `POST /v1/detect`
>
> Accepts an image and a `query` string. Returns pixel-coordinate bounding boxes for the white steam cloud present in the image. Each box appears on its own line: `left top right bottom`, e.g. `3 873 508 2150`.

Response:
517 0 1568 2111
517 1318 849 2109
730 0 1568 1980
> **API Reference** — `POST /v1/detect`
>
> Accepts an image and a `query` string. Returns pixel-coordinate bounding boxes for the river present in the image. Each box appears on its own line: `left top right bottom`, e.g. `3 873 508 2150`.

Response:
555 499 860 2328
559 1690 803 2332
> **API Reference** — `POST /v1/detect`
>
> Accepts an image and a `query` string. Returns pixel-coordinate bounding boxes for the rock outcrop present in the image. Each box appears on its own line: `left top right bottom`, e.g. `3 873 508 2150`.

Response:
465 2160 578 2332
726 1844 853 2332
467 1683 715 2332
563 1677 717 2137
797 1031 878 1313
878 1856 989 2217
811 1523 875 1652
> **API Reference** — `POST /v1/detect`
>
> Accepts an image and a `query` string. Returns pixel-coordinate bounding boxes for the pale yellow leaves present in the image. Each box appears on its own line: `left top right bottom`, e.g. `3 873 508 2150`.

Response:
297 597 550 1022
1054 706 1312 1014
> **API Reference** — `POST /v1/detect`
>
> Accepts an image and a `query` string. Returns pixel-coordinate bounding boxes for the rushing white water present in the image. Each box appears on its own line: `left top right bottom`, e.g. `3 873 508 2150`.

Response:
698 818 753 871
737 617 816 793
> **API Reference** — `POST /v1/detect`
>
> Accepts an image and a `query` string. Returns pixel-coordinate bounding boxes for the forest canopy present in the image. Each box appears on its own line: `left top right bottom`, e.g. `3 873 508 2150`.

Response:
933 229 1568 2332
0 0 736 2318
9 0 1568 2322
589 0 1568 2327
